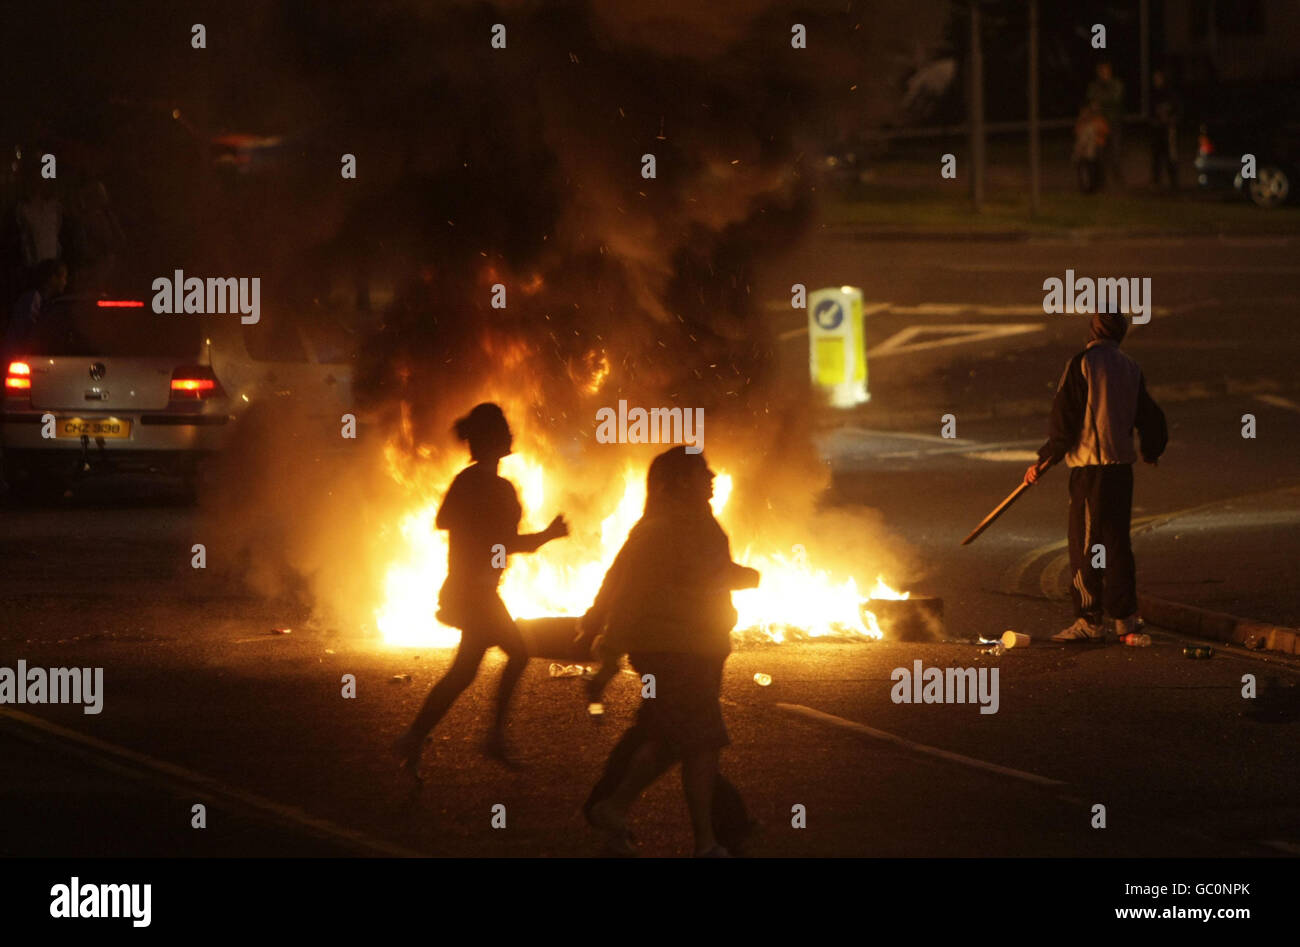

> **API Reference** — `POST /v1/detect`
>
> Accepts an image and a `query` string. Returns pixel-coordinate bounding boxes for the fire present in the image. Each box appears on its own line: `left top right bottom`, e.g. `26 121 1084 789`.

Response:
375 440 906 648
572 348 612 395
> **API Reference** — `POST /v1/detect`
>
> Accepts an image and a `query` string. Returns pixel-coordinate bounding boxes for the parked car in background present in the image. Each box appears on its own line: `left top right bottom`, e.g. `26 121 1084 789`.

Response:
2 290 356 501
1193 90 1300 208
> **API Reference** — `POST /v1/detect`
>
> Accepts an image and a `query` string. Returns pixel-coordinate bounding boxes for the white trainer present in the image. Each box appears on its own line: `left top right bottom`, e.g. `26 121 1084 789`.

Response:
1052 617 1105 642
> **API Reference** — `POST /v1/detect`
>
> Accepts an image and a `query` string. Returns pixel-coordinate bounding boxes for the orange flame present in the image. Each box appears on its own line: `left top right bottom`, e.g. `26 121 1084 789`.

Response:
375 437 905 648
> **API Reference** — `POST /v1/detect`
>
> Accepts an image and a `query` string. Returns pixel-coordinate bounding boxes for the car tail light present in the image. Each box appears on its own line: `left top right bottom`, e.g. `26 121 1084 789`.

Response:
1198 134 1214 156
96 299 145 308
170 365 225 400
4 360 31 391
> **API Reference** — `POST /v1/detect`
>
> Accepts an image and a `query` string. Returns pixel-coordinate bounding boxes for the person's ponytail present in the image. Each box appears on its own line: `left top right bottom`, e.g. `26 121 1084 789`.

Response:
452 403 509 460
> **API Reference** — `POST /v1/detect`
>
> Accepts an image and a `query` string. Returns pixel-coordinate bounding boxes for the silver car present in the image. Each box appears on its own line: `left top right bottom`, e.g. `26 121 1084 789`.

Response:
2 292 354 498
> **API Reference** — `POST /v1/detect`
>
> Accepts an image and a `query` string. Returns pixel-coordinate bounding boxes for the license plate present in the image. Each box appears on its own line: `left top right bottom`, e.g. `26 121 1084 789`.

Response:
55 417 132 439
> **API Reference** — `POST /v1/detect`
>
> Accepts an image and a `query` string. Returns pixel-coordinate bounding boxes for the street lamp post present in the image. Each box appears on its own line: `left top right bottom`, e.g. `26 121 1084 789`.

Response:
1028 0 1041 216
969 0 985 211
1140 0 1150 119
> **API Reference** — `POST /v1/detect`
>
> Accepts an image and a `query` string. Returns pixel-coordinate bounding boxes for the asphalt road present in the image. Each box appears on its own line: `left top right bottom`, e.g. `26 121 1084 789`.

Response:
2 235 1298 858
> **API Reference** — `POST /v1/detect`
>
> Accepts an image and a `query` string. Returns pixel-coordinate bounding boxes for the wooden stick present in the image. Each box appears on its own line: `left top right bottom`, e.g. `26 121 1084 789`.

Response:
961 459 1055 546
962 483 1030 545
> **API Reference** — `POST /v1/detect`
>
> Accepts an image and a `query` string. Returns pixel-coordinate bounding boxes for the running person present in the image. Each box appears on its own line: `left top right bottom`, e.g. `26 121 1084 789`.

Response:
394 403 568 771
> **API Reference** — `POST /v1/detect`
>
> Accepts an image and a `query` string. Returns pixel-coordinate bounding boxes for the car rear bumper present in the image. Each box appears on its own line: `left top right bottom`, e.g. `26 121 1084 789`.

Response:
2 446 218 477
2 410 232 475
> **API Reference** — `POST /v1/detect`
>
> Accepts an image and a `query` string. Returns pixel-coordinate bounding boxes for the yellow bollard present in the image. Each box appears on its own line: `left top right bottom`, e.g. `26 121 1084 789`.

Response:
808 286 869 408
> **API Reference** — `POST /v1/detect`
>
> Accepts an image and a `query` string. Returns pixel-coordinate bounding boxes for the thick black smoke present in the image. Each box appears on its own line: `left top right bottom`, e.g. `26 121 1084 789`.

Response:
196 1 923 629
249 0 908 439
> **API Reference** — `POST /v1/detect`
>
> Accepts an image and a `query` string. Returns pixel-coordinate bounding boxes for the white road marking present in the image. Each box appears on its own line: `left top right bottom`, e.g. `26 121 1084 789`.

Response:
776 703 1286 854
1255 393 1300 413
963 449 1041 462
943 263 1300 275
888 303 964 315
775 702 1068 788
1262 839 1300 854
833 427 972 444
1004 483 1300 598
0 707 423 858
890 303 1048 317
870 323 1043 357
1216 236 1291 247
879 438 1041 459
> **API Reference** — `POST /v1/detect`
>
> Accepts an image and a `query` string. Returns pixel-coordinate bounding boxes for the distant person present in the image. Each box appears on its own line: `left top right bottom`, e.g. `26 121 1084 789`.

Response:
65 173 125 288
1086 61 1126 188
1073 101 1109 194
578 452 759 855
4 258 66 354
15 178 63 271
1149 70 1181 190
393 403 569 773
582 447 759 857
1024 312 1167 643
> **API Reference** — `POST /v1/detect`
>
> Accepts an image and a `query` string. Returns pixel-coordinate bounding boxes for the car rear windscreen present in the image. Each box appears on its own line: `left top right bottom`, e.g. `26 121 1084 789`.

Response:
23 300 203 358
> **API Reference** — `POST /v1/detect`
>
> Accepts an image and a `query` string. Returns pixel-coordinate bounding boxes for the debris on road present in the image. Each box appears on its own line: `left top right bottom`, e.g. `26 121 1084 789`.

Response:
1001 630 1030 649
1183 646 1215 659
389 674 413 684
1123 633 1152 647
753 673 773 686
548 663 589 678
270 627 292 635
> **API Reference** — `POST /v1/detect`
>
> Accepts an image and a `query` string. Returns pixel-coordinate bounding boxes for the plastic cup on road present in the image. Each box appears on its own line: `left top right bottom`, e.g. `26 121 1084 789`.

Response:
1001 630 1030 649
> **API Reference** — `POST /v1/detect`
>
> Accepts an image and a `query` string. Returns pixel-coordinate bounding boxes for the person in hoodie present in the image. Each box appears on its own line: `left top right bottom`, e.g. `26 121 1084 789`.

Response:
581 446 759 857
1025 311 1167 643
578 449 759 855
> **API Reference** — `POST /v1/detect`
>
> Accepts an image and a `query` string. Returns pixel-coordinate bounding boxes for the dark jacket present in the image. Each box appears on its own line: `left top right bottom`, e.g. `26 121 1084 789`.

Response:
1150 86 1180 129
584 507 745 657
1038 339 1167 467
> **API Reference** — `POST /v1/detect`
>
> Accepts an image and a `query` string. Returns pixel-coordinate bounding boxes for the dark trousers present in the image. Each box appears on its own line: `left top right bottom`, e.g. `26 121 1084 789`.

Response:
1077 159 1103 194
1068 464 1137 623
1102 123 1124 187
1150 127 1177 188
584 721 752 846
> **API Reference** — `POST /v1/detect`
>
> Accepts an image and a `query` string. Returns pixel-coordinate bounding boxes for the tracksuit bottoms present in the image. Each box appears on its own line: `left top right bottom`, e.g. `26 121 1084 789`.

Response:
1067 464 1137 623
